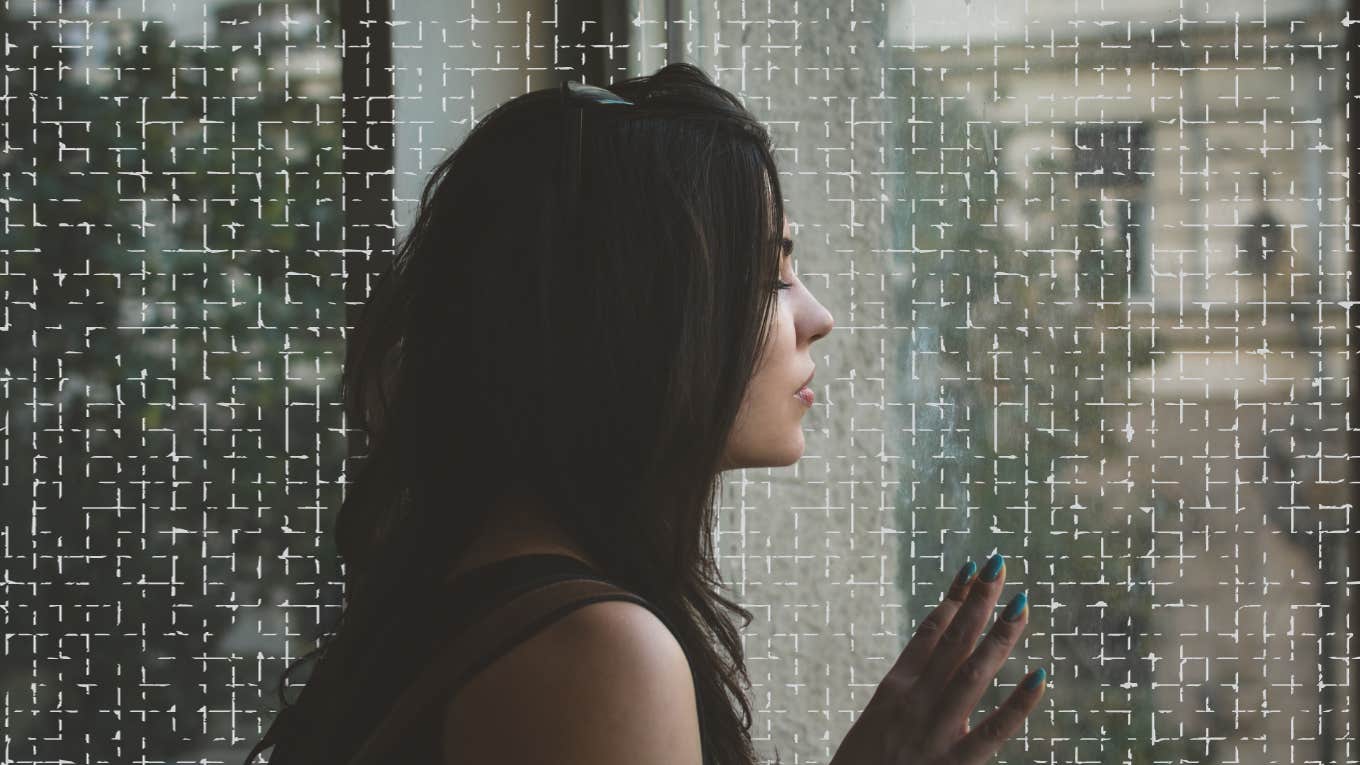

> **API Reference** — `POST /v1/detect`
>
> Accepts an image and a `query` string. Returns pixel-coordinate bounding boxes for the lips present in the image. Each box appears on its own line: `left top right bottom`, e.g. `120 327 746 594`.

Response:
797 369 815 391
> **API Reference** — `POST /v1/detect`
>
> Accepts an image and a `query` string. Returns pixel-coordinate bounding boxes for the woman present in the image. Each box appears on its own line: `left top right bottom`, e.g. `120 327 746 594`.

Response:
246 63 1044 765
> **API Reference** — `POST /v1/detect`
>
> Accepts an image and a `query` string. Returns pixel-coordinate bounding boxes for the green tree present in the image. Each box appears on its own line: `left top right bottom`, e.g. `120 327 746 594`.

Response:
2 2 344 759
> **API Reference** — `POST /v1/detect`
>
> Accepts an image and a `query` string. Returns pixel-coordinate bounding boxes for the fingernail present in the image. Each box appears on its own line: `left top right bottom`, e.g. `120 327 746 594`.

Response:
980 552 1004 582
1022 667 1046 690
1002 590 1027 621
954 560 977 586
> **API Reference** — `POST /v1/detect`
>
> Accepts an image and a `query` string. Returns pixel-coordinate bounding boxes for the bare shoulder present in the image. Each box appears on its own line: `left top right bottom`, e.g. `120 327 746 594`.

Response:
440 598 703 765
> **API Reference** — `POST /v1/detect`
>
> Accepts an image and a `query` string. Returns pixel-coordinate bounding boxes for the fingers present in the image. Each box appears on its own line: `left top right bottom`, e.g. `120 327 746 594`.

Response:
921 586 1031 752
949 667 1046 765
909 553 1007 700
876 558 979 699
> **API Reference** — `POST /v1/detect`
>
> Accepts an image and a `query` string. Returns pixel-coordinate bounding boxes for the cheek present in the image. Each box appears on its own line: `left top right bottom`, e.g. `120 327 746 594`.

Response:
773 296 797 345
754 299 794 373
780 311 800 363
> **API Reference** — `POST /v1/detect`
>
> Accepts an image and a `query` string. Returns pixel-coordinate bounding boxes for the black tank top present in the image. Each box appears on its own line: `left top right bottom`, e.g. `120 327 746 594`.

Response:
386 552 715 764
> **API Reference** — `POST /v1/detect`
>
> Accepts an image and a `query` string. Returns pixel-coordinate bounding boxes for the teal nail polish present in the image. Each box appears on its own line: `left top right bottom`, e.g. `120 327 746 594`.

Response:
1002 591 1027 621
1022 667 1046 690
954 560 977 586
980 553 1004 582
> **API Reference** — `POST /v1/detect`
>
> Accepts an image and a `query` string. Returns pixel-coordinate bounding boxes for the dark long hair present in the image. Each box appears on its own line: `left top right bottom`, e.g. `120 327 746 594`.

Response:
251 63 787 765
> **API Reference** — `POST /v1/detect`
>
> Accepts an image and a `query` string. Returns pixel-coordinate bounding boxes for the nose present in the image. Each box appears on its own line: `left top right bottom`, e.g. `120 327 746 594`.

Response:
806 299 834 344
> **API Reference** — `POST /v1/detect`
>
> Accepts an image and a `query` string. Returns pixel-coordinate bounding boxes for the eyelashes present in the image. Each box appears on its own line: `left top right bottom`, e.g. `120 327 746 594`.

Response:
774 279 793 291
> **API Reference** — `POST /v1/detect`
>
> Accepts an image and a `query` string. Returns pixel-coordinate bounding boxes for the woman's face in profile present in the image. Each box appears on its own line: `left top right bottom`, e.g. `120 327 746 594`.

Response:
719 217 835 471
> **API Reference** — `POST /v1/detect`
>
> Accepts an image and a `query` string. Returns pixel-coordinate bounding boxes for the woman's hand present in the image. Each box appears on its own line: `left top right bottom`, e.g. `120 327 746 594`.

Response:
829 553 1045 765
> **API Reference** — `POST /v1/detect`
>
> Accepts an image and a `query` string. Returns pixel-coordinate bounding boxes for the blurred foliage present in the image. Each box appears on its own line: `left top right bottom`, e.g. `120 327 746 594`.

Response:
885 57 1193 765
1 1 345 759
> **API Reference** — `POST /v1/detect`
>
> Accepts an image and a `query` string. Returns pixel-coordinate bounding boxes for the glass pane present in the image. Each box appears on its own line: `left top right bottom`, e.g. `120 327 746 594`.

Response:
2 1 343 760
11 1 1353 762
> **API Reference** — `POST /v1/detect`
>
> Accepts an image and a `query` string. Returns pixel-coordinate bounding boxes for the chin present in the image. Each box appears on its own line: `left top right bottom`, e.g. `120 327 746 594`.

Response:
768 440 805 466
727 435 805 470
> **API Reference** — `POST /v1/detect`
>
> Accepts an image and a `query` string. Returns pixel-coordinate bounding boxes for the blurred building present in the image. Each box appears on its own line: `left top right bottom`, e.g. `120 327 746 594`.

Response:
892 0 1352 758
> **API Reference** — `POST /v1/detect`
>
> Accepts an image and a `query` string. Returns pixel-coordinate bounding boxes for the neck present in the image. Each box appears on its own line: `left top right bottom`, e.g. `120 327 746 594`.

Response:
444 487 600 582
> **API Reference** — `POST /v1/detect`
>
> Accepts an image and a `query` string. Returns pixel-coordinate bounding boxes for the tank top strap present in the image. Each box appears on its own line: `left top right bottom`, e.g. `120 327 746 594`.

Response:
621 596 717 765
343 553 715 765
451 554 716 765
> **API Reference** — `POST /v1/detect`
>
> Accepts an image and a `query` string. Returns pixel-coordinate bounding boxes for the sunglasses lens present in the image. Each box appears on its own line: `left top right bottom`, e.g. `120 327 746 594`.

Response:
565 81 634 107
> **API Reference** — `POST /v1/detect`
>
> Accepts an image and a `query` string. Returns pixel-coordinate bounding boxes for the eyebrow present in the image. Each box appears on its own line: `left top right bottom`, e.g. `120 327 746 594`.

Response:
781 237 794 257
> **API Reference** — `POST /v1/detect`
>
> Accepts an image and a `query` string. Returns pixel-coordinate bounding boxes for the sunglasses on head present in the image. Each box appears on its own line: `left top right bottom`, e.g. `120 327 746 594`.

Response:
558 81 635 254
